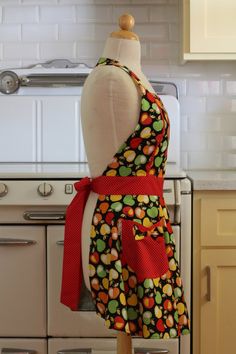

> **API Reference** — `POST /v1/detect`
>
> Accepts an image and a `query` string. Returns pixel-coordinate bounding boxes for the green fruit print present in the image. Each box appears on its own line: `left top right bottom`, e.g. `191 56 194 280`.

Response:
144 278 154 289
152 102 159 112
170 328 178 338
143 311 152 325
115 260 122 273
119 281 125 291
147 207 158 218
138 285 144 299
150 195 158 202
111 202 122 212
141 98 150 111
108 300 119 314
161 139 168 152
97 239 106 252
117 143 127 154
155 291 162 304
174 310 179 323
164 231 170 243
127 307 138 320
97 265 106 278
98 57 106 64
153 120 163 132
119 166 132 176
134 154 147 165
123 195 135 206
174 287 182 298
155 156 163 167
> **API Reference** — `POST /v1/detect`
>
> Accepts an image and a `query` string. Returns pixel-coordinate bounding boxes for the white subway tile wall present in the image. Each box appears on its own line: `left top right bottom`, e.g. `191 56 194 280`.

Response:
0 0 235 169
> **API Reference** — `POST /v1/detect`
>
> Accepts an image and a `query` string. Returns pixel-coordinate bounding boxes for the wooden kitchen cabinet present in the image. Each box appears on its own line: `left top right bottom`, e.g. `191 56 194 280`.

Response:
193 191 236 354
182 0 236 60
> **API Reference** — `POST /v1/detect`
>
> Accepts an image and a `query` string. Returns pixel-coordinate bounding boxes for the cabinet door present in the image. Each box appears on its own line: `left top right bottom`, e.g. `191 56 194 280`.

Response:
200 196 236 247
0 226 46 336
190 0 236 52
201 249 236 354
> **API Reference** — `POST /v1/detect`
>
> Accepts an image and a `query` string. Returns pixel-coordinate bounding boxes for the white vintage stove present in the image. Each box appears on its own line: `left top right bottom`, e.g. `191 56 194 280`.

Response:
0 63 192 354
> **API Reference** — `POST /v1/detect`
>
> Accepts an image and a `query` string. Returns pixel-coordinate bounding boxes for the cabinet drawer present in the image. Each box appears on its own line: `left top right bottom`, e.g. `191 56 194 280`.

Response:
200 196 236 247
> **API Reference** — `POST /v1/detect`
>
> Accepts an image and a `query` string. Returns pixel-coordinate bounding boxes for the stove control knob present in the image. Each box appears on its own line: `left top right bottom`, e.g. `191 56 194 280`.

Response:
37 183 53 197
0 183 8 197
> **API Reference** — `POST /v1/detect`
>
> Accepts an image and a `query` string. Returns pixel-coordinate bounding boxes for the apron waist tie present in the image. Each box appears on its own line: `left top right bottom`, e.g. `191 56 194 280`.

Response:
60 175 164 311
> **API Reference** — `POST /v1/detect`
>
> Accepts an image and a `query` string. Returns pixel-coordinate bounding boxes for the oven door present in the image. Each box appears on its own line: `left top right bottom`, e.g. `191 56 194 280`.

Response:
0 225 46 337
48 337 178 354
47 225 180 341
47 225 112 337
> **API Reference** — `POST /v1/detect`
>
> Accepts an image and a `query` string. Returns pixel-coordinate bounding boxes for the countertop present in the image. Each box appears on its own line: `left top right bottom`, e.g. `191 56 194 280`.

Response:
0 163 90 179
187 170 236 190
0 163 187 179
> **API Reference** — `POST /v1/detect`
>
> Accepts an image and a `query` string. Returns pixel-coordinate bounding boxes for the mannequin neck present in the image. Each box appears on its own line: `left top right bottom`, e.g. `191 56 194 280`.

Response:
101 37 141 72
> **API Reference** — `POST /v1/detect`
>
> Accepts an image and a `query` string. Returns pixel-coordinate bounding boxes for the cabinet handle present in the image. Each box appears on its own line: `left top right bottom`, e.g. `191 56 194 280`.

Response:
23 211 65 221
1 348 37 354
206 265 211 302
134 349 169 354
0 238 36 246
56 240 64 246
57 350 92 354
163 188 172 193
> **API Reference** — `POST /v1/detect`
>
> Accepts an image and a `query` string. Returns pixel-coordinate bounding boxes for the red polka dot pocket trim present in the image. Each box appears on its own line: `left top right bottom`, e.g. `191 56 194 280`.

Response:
120 219 169 282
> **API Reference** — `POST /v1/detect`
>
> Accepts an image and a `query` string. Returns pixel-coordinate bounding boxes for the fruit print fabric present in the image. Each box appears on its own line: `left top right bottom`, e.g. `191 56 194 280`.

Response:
89 57 190 339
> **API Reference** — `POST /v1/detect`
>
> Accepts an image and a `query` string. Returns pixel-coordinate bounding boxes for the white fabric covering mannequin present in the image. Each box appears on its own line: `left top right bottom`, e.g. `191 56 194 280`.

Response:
80 14 155 354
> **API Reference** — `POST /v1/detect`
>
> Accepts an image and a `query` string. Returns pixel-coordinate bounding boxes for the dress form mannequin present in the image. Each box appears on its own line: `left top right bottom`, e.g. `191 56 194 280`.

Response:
81 14 155 354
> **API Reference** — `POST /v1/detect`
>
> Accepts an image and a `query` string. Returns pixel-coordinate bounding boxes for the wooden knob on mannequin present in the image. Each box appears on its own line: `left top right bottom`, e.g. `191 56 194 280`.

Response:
111 13 139 41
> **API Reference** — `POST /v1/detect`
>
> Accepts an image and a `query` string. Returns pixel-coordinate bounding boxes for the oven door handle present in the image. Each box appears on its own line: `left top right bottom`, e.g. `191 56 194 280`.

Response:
0 238 36 246
1 348 37 354
57 350 92 354
134 350 169 354
23 211 65 221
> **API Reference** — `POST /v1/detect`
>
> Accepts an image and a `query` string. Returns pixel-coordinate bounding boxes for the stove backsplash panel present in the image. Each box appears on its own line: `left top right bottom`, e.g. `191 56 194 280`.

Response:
0 95 86 163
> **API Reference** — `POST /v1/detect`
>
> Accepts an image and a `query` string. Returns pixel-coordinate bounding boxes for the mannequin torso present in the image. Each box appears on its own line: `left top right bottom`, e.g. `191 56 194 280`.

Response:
81 37 155 290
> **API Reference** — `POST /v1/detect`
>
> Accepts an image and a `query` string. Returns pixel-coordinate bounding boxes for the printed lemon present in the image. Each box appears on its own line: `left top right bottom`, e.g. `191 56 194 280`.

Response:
110 195 122 202
119 292 127 306
140 127 151 139
102 277 109 289
177 302 185 315
143 217 153 228
163 284 172 296
169 258 177 271
143 325 150 338
124 150 136 162
89 264 96 277
90 225 96 238
154 305 162 319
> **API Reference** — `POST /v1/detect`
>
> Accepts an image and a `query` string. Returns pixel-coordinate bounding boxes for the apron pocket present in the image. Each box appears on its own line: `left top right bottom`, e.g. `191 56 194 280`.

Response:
120 219 169 282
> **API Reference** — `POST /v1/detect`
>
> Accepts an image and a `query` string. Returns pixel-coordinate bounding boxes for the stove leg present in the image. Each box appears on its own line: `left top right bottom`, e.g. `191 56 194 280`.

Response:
117 331 132 354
